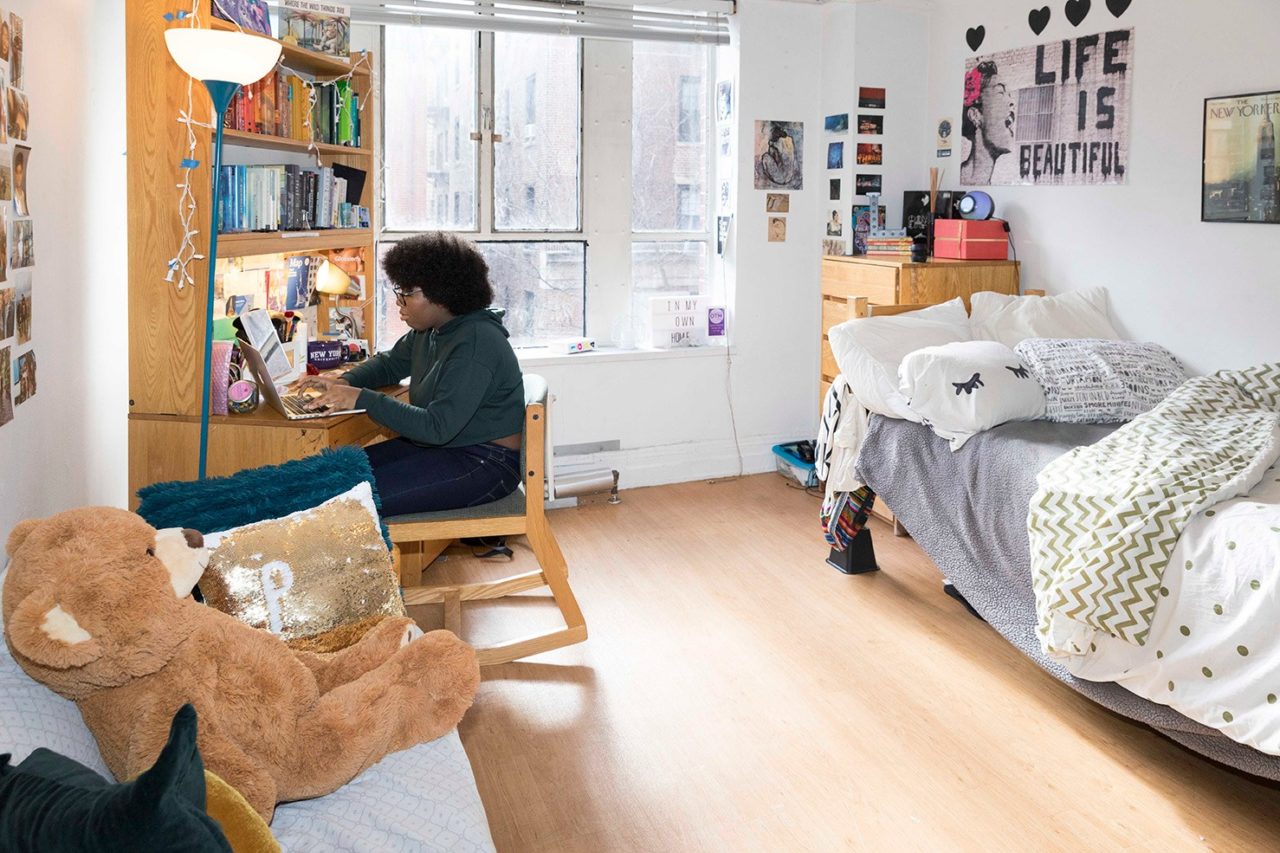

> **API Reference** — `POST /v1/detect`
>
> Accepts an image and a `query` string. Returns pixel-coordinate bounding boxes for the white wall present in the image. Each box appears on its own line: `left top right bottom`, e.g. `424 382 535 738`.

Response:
927 0 1280 373
0 0 128 551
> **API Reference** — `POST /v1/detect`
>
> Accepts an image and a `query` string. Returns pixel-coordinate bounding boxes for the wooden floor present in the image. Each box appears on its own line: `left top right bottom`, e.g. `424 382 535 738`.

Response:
419 474 1280 852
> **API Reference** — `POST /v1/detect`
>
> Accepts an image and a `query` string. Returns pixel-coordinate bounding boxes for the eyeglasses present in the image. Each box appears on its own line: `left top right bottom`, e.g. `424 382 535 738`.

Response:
392 287 419 305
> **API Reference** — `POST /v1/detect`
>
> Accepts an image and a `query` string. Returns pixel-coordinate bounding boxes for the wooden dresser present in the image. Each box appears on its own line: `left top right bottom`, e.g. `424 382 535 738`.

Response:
819 255 1021 526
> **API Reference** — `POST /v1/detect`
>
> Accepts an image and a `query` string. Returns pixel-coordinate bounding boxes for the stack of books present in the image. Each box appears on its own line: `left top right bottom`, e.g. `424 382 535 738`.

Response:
217 164 370 234
865 229 913 255
223 72 362 148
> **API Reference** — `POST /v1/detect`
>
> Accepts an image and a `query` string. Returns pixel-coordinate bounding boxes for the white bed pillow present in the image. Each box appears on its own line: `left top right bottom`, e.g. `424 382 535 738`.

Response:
970 288 1121 348
827 299 970 421
1014 337 1187 423
899 341 1047 450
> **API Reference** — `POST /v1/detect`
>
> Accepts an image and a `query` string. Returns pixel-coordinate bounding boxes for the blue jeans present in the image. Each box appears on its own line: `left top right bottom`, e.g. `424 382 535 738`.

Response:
364 439 522 517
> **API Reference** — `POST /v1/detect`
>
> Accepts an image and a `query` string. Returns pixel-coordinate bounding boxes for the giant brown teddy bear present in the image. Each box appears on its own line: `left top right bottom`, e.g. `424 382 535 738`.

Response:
2 507 481 821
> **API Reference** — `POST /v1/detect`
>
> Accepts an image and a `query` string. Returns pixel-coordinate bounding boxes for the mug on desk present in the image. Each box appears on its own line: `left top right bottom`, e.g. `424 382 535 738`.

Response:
308 340 345 371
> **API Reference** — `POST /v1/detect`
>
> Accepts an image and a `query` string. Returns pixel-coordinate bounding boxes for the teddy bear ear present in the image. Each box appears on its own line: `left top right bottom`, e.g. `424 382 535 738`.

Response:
5 591 103 670
5 517 42 558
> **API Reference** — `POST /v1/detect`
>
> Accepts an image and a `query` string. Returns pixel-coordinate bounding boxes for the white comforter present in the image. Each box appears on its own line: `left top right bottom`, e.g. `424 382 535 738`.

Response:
1067 459 1280 754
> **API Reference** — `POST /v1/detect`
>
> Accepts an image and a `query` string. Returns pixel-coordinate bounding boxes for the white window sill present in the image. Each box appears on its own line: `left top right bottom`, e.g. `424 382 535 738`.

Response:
515 343 731 367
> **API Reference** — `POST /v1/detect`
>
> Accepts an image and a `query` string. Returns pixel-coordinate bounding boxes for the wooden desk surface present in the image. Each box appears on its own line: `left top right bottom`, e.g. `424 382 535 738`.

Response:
128 384 409 429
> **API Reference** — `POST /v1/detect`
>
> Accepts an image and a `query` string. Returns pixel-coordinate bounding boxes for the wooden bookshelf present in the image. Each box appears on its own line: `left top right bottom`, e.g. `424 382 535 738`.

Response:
126 1 379 495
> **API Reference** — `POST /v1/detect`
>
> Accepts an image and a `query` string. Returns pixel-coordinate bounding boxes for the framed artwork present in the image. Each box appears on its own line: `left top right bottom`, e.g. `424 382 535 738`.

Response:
1202 90 1280 224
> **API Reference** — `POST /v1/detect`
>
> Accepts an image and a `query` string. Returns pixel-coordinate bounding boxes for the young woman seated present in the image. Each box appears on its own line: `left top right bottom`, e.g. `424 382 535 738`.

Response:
300 233 525 516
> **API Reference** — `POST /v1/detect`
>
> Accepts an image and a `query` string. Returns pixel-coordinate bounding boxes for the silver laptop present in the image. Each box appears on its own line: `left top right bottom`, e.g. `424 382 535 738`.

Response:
239 340 364 420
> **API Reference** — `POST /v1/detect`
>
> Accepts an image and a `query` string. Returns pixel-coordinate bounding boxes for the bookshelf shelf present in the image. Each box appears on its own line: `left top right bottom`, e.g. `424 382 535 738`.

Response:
223 129 372 158
210 17 360 78
218 228 374 257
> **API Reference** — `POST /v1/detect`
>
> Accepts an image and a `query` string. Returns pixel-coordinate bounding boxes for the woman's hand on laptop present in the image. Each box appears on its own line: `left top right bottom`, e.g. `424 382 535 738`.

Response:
301 379 361 412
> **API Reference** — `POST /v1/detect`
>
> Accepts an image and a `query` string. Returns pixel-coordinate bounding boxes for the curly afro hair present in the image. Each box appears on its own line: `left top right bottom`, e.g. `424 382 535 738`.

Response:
381 232 494 316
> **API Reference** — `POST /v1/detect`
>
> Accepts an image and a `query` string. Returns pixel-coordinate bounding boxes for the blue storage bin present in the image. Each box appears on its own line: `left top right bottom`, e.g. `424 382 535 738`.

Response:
771 442 818 488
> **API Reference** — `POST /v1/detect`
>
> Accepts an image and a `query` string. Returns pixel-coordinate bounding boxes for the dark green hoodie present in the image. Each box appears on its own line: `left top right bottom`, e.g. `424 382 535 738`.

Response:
341 309 525 448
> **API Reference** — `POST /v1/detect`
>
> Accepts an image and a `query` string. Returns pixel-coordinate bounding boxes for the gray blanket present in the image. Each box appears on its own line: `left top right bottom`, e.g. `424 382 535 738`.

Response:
856 416 1280 780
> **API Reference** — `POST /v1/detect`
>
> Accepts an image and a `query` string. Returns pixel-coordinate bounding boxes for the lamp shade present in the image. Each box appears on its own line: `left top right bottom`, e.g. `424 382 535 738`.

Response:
164 28 282 85
315 260 355 296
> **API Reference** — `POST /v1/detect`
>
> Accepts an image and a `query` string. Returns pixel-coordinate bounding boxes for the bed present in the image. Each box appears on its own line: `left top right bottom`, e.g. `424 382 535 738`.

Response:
854 414 1280 780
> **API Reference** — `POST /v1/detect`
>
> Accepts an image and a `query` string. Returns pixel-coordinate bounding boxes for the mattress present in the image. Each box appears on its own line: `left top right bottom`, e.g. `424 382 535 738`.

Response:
854 416 1280 780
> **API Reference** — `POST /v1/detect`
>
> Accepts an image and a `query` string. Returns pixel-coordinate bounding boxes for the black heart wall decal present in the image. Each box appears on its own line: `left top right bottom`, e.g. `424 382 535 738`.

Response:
966 25 986 52
1065 0 1091 26
1107 0 1132 16
1029 6 1051 34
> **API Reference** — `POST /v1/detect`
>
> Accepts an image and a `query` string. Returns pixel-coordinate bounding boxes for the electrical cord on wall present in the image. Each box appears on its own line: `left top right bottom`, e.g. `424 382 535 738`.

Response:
708 231 745 486
1004 220 1018 263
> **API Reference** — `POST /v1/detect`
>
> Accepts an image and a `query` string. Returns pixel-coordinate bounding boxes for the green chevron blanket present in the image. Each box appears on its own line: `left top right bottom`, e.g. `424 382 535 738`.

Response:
1031 364 1280 654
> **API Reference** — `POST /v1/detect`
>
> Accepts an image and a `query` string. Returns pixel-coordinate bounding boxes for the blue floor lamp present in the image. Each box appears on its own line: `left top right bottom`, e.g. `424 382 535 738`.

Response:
164 28 281 479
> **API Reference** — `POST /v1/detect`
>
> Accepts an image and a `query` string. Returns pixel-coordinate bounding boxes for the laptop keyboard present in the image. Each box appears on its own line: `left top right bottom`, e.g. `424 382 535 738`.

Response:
281 394 318 417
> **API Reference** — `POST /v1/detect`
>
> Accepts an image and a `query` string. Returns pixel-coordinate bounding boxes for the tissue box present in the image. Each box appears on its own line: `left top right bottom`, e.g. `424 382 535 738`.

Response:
933 219 1009 260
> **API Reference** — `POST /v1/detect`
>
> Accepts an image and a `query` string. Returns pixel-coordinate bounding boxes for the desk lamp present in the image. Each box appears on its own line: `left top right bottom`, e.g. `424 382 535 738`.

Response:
164 28 281 479
314 259 355 297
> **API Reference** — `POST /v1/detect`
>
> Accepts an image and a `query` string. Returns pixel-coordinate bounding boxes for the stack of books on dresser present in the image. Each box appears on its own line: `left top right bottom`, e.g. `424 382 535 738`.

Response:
864 228 913 256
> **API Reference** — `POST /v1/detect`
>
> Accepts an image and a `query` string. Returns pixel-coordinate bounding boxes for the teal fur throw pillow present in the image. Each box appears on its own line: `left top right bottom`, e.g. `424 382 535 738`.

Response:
0 705 232 852
136 447 391 547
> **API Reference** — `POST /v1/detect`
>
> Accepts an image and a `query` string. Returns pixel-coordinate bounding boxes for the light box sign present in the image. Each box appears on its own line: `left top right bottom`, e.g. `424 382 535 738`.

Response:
649 295 709 348
961 28 1134 187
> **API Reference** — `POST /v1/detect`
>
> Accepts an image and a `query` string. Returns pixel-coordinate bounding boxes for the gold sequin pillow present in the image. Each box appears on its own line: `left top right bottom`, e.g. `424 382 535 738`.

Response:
200 482 405 641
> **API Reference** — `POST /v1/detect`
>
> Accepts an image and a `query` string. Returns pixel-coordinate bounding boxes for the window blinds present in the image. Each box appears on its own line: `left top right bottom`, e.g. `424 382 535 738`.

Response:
341 0 733 45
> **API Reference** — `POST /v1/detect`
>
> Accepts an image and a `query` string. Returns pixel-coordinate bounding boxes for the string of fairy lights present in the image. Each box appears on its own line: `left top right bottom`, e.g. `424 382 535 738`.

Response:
164 0 375 297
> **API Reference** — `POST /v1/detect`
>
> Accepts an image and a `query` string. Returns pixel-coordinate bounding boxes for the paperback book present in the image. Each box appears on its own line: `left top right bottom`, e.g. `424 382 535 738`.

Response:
279 0 350 59
212 0 272 36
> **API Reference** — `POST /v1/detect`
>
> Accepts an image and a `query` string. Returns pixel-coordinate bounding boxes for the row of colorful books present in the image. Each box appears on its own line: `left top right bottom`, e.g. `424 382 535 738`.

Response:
222 71 362 149
216 164 370 234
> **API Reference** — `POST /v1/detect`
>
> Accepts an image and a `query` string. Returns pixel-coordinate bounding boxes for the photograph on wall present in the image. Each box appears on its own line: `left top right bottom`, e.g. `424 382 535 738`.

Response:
856 143 883 166
716 215 731 255
716 80 733 123
10 217 31 269
0 220 7 282
719 178 732 212
853 204 886 233
1203 90 1280 224
822 239 845 256
718 124 731 157
858 115 883 136
0 10 10 64
827 141 844 170
753 120 804 190
279 0 350 58
829 178 841 201
13 346 33 405
855 173 883 195
768 216 787 242
9 11 20 91
0 285 12 338
765 193 790 213
14 271 28 344
937 117 954 158
825 113 849 133
962 28 1134 186
6 87 26 141
858 87 886 110
0 346 10 427
826 209 843 237
13 144 28 216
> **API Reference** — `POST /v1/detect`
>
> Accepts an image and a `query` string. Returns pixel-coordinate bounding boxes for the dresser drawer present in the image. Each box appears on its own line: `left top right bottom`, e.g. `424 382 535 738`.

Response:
821 259 898 304
821 339 839 381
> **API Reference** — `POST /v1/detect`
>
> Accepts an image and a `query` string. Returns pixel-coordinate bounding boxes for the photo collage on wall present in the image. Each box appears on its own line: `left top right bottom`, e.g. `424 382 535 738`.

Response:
0 7 30 429
715 79 734 254
822 110 848 254
851 86 886 255
755 119 803 243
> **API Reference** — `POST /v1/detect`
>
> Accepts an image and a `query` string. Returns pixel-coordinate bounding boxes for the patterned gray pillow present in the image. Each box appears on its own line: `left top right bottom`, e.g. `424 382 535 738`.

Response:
1014 338 1187 423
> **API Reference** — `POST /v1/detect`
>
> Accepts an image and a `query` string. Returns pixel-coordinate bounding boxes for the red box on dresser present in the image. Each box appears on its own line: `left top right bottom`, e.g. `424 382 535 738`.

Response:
933 219 1009 260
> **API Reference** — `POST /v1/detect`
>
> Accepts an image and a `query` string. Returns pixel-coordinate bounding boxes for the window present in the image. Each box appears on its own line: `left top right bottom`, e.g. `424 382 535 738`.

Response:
678 76 702 143
383 27 713 349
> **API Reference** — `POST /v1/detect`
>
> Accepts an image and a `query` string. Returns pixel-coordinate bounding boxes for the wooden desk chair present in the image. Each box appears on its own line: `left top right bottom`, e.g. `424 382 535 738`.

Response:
384 375 587 666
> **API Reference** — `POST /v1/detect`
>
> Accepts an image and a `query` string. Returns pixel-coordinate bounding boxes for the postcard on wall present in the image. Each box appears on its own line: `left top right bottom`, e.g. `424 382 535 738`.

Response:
0 10 10 64
765 193 790 213
9 218 31 269
13 346 33 405
856 143 883 166
937 117 954 158
719 178 733 213
855 174 883 196
13 145 27 216
827 141 844 170
822 239 846 257
858 115 883 136
0 345 11 427
962 28 1133 186
279 0 350 58
825 113 849 134
858 87 886 110
14 271 28 344
6 88 26 142
0 286 12 337
1203 90 1280 224
718 125 732 158
768 216 787 242
754 120 804 190
716 215 732 255
826 209 843 237
9 12 21 91
716 80 733 123
829 178 841 201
